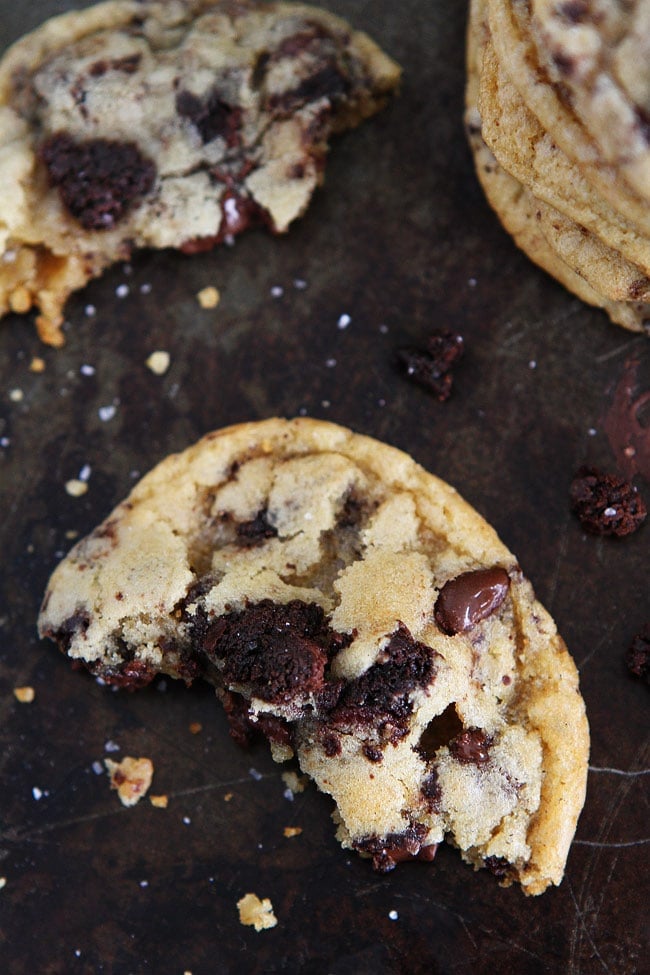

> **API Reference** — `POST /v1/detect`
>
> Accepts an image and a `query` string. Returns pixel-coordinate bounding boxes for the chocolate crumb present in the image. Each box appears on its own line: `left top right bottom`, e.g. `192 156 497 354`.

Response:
570 466 647 536
396 330 464 401
626 624 650 685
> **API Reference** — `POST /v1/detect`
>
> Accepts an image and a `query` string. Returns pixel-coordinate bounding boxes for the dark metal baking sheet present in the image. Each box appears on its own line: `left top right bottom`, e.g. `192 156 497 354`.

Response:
1 2 648 973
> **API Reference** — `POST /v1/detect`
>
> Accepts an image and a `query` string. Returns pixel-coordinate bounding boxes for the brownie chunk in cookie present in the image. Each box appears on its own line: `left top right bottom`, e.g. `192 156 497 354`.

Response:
38 417 589 894
0 0 400 344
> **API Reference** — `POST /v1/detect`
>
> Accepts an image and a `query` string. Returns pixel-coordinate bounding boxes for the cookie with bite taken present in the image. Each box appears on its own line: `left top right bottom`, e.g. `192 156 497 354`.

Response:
38 417 589 894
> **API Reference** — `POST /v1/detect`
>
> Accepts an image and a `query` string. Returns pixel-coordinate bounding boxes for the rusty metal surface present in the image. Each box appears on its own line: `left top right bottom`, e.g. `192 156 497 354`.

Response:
1 1 649 973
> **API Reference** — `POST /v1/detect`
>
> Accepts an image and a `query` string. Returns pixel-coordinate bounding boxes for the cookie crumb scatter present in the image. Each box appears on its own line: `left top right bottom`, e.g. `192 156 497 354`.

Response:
145 350 170 375
396 329 464 401
9 388 23 402
626 623 650 684
197 286 220 309
237 893 278 931
29 357 45 373
283 826 302 838
65 479 88 497
105 756 153 806
570 466 647 535
150 794 168 808
14 686 35 703
189 721 202 734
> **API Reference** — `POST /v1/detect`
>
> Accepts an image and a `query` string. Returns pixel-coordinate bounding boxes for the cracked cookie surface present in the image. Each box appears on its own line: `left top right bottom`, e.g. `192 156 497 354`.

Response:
0 0 400 344
38 417 589 894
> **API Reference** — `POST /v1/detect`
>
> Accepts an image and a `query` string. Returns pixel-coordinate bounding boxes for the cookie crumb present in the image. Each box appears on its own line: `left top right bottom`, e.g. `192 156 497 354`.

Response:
145 350 170 375
14 686 35 703
9 388 24 402
29 357 46 373
98 403 117 422
237 893 278 931
65 479 88 497
189 721 202 735
281 770 308 795
197 286 220 309
626 624 650 684
283 826 302 838
150 794 169 808
570 466 647 536
224 792 234 802
105 756 153 806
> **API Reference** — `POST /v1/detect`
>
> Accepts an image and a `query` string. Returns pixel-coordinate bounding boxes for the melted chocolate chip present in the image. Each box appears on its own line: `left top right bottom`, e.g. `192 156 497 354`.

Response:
176 89 242 146
626 623 650 685
570 466 647 536
193 599 349 707
354 823 437 872
434 567 510 635
329 623 436 738
40 133 156 230
235 508 278 547
396 330 464 401
449 728 491 764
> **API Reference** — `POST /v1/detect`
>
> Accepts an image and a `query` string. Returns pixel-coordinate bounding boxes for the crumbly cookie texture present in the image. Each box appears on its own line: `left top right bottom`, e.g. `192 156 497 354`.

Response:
0 0 400 345
38 417 589 895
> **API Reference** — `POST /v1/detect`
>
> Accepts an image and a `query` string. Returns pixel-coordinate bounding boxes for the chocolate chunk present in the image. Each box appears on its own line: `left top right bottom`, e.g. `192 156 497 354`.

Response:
41 133 155 230
272 64 350 110
362 743 384 763
176 88 242 146
221 690 294 747
434 567 510 635
329 623 436 737
396 330 464 401
235 508 278 547
449 728 491 764
483 855 514 881
626 623 650 685
354 823 437 872
570 466 647 536
193 599 349 707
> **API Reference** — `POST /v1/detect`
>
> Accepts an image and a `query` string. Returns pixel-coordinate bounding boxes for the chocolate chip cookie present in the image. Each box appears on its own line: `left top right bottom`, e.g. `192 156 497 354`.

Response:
0 0 400 344
38 417 589 894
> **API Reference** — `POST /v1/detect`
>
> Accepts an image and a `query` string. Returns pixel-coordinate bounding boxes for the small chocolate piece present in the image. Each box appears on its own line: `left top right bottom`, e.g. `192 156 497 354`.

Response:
176 88 242 146
40 133 156 230
235 508 278 547
570 466 647 536
449 728 492 764
483 855 514 881
434 567 510 635
354 823 437 872
396 330 464 401
626 623 650 685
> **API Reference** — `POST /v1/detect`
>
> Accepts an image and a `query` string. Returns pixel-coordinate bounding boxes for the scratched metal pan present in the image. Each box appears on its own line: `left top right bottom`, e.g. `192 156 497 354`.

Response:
0 1 648 973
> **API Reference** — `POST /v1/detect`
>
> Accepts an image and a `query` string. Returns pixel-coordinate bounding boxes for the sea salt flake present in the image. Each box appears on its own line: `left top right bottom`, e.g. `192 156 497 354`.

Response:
249 767 263 781
78 464 91 482
389 910 399 921
80 364 96 376
115 284 129 298
98 404 117 422
270 285 284 298
603 507 618 517
337 313 351 329
65 479 88 498
32 787 43 800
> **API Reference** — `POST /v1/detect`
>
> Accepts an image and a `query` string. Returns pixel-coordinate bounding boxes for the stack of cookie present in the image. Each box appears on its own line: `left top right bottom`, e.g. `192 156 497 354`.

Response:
466 0 650 334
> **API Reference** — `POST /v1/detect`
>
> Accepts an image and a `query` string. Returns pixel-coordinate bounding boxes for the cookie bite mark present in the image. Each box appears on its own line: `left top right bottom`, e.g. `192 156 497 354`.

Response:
434 567 510 635
40 133 156 230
